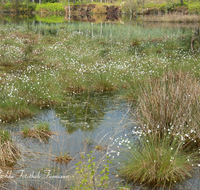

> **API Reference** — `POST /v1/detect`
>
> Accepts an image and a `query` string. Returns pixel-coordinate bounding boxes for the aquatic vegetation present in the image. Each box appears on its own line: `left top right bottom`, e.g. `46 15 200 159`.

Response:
94 145 107 151
36 122 50 131
54 152 72 164
83 137 94 145
22 122 54 141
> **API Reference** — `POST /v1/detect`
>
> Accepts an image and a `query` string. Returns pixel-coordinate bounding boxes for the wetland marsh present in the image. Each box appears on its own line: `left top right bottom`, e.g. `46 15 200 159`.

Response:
0 16 200 189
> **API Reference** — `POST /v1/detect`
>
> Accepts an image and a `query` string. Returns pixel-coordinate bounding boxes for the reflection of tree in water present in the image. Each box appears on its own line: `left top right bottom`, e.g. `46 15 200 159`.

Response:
55 92 115 134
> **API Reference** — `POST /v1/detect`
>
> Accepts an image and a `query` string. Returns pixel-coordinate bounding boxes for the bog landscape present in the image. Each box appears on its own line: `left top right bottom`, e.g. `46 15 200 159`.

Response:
0 0 200 189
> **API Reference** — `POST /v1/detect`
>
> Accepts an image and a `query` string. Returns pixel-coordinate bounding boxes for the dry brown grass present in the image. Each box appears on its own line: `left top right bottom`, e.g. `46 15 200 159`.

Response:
54 153 72 164
94 145 107 151
136 71 200 140
0 138 21 167
142 13 200 23
22 128 55 142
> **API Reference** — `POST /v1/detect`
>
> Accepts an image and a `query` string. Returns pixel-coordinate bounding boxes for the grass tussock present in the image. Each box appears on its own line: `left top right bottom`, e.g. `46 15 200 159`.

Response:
0 130 21 167
117 134 197 188
22 122 54 142
136 71 200 140
116 70 200 188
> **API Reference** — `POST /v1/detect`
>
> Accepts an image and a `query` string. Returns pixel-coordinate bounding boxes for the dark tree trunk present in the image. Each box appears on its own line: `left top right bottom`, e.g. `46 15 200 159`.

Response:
180 0 183 4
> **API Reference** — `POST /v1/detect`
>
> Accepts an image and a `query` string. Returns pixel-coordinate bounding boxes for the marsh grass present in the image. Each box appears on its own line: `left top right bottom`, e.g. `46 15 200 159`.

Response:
117 134 197 188
116 70 200 188
22 122 54 142
136 71 200 140
0 21 200 189
0 130 21 167
0 101 36 123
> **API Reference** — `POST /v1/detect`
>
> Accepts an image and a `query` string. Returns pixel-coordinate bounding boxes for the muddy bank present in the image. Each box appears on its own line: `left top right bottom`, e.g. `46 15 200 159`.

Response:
64 4 121 16
64 12 121 23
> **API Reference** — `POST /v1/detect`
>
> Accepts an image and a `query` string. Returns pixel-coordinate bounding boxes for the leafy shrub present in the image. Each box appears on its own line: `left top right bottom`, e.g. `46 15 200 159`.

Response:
36 3 65 12
188 2 200 14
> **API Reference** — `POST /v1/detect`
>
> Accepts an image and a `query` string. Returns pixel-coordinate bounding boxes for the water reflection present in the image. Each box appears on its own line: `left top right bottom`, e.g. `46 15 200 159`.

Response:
55 92 118 133
0 92 131 189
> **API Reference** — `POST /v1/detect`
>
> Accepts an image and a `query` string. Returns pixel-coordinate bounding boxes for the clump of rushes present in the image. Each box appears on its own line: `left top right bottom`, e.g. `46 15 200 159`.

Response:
0 130 20 167
22 122 54 142
136 71 200 144
54 152 72 164
116 134 197 188
94 145 107 151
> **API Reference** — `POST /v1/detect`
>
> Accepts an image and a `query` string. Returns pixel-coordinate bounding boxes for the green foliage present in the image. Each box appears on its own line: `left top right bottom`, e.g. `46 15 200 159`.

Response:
36 3 65 12
22 126 30 136
0 2 36 11
42 0 58 4
20 2 37 11
144 3 166 11
74 151 111 189
188 2 200 14
36 122 50 131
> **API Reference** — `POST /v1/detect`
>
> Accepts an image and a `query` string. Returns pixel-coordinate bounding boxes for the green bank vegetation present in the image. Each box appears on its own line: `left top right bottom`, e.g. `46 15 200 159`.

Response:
0 0 200 16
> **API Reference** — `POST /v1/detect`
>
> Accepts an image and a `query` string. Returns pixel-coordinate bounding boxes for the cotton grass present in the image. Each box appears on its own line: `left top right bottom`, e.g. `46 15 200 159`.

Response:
136 71 200 141
117 134 197 188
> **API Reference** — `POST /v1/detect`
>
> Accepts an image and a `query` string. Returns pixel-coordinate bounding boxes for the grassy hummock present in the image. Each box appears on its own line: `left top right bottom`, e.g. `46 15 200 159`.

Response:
22 122 54 141
117 134 197 188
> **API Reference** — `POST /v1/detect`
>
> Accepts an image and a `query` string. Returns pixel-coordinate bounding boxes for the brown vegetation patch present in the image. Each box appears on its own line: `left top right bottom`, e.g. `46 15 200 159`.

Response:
54 153 72 164
0 142 21 167
142 13 200 23
94 145 107 151
22 129 55 142
136 71 200 139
